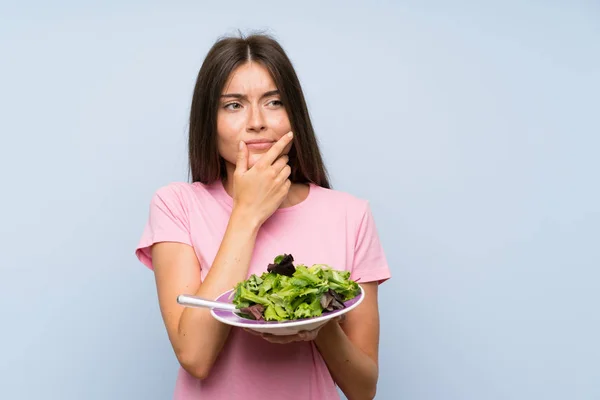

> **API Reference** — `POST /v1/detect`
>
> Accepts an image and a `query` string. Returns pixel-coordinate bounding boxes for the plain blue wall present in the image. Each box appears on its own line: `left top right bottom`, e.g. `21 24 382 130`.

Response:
1 1 598 399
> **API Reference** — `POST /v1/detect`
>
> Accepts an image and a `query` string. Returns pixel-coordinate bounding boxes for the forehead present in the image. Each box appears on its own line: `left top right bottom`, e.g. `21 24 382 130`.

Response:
223 62 277 94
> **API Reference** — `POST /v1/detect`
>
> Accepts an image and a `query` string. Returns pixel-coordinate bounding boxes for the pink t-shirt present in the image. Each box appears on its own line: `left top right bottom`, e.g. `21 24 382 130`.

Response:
135 180 391 400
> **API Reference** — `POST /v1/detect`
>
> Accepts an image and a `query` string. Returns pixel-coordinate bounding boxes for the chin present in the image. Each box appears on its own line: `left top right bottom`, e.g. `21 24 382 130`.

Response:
248 153 263 167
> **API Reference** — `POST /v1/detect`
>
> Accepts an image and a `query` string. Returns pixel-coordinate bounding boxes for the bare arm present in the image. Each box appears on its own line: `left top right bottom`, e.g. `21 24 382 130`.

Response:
314 282 381 400
148 133 294 380
151 208 260 380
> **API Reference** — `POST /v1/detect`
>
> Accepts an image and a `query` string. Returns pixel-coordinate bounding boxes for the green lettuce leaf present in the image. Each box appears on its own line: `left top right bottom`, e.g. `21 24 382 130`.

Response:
232 255 360 321
293 303 313 319
264 305 282 321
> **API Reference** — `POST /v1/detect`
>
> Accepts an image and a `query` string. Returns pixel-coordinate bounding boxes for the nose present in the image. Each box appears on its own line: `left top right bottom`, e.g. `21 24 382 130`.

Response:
246 105 267 133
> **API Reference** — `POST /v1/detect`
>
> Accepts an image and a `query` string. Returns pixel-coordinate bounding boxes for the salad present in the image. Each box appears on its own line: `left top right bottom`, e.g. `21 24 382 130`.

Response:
232 254 360 321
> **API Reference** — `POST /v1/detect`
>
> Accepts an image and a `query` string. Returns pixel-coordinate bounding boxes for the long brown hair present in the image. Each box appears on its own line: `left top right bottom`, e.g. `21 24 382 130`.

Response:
188 33 331 188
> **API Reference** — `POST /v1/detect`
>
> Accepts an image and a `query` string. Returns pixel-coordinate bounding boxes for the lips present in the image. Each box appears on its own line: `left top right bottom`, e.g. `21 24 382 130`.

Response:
245 139 275 150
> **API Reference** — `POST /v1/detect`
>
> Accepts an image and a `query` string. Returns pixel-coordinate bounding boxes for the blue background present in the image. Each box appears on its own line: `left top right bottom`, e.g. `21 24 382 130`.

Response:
1 1 598 399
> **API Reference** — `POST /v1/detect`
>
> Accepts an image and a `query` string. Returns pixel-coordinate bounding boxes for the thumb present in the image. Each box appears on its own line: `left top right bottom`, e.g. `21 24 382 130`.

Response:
236 141 248 174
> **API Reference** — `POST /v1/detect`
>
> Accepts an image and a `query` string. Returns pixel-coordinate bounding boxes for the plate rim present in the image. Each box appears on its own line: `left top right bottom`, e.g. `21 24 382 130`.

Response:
210 285 365 329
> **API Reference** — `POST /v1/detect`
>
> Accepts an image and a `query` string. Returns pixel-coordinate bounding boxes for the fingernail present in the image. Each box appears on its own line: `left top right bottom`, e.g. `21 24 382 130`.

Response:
287 132 293 138
239 141 244 150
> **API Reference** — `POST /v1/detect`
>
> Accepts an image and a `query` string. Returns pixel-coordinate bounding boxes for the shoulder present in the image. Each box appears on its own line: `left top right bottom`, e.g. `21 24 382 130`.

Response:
146 181 207 215
312 185 370 215
151 181 213 203
153 181 194 197
310 185 374 232
148 181 226 217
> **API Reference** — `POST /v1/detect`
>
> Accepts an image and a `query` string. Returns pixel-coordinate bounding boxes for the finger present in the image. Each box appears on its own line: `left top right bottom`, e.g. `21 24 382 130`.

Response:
265 332 306 344
279 178 292 194
261 333 294 344
274 163 291 185
256 132 293 168
298 329 318 340
270 155 289 174
243 328 261 336
235 141 248 174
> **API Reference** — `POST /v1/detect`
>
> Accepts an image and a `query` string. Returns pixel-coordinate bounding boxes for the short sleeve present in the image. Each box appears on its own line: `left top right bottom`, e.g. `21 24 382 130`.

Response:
350 202 391 285
134 185 193 270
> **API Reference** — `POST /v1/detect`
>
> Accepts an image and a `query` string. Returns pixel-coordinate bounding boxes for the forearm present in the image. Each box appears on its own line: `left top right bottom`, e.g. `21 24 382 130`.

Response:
315 322 379 400
176 209 260 379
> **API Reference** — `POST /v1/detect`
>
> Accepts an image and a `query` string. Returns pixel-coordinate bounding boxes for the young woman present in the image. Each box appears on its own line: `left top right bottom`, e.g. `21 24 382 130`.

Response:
135 33 391 400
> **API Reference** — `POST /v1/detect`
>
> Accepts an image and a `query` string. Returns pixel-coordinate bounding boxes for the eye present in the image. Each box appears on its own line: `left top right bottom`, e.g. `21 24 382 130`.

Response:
268 99 283 107
224 102 242 110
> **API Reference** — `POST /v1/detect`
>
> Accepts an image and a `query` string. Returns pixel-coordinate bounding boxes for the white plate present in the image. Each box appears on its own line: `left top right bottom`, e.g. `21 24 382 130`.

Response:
210 286 364 336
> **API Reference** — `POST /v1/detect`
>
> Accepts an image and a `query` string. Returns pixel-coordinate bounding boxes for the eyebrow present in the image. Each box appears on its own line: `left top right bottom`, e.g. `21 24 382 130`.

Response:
220 90 280 100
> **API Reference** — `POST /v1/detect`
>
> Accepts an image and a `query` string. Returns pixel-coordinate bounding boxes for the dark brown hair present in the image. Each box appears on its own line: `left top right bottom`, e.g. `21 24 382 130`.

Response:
188 33 331 188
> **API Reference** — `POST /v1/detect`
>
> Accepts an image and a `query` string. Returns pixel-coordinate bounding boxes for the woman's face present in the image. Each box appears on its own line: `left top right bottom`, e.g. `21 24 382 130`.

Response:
217 62 292 171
